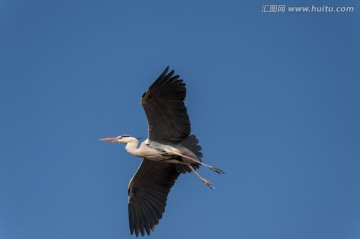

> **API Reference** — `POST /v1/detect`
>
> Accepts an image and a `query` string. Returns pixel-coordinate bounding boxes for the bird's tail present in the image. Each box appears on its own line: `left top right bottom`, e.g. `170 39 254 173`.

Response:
181 135 202 159
174 135 202 174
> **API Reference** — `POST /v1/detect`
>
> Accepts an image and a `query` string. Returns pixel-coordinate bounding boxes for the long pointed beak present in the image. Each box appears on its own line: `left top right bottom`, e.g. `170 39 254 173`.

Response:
100 137 118 142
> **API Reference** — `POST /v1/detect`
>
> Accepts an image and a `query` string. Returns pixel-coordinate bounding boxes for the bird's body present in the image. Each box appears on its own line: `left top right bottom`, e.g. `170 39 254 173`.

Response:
101 67 223 236
123 137 199 163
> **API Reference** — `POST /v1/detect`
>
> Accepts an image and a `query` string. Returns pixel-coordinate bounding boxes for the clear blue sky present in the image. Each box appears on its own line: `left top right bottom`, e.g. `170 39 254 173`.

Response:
1 1 360 239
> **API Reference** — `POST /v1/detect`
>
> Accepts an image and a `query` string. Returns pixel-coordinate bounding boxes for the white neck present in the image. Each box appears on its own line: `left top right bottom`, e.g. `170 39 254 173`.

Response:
125 137 141 157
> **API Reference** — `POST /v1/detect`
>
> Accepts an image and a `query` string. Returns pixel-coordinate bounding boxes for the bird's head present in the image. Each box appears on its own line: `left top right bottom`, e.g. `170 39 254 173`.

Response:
100 135 135 144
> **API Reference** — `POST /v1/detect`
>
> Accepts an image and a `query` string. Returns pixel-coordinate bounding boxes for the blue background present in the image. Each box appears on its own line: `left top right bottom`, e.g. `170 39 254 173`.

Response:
1 1 359 238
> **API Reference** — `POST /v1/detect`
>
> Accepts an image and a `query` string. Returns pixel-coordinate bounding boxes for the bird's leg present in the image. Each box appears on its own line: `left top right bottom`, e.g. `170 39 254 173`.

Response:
176 153 224 174
181 163 215 190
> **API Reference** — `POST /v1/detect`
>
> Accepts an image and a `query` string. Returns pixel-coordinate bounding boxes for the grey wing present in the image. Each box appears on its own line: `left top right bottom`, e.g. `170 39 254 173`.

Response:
128 159 180 236
141 66 191 143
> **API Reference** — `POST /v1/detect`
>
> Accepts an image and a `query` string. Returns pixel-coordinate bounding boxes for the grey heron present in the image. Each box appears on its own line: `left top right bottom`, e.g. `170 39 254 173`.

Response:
101 67 224 236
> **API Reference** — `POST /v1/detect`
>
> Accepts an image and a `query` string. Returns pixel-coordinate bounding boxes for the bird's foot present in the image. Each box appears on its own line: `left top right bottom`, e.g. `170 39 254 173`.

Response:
202 178 215 190
210 166 225 174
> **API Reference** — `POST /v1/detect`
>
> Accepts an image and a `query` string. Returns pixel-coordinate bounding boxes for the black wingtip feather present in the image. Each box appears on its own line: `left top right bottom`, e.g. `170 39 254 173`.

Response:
162 66 169 77
149 66 173 89
171 75 180 81
167 70 175 79
153 67 184 88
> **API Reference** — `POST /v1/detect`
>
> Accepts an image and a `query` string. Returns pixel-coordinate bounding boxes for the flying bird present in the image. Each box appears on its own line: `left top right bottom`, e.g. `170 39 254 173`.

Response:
101 67 224 236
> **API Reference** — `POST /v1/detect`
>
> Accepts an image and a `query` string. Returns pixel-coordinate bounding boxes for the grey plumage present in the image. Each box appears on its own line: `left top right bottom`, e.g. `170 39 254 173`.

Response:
141 67 190 143
128 67 200 236
101 66 223 237
128 160 179 236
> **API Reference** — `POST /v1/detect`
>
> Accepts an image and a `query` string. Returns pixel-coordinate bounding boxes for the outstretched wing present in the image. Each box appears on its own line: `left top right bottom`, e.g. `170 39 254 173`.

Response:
141 67 191 143
128 159 180 236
